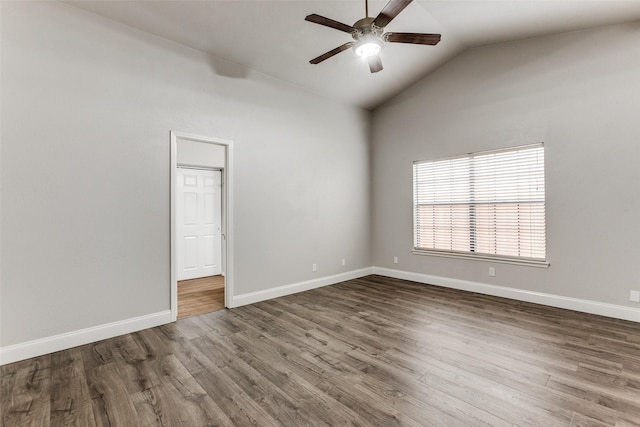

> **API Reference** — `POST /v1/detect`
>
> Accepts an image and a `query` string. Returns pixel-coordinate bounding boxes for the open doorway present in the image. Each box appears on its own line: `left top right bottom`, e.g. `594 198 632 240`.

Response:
176 167 223 318
170 132 234 321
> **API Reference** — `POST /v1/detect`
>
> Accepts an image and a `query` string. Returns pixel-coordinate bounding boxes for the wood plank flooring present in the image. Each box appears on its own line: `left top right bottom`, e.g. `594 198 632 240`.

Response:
2 275 640 426
178 275 225 319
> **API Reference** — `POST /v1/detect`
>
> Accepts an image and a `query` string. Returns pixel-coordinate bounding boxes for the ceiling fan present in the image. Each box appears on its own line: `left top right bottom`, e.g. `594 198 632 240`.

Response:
305 0 441 73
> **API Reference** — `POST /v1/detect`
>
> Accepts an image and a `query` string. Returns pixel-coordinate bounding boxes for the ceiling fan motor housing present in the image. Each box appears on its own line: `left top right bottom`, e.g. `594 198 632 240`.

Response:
352 17 385 57
352 17 384 40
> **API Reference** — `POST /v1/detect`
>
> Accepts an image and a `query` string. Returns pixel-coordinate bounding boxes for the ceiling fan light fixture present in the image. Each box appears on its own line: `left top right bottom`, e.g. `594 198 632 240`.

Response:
354 35 383 57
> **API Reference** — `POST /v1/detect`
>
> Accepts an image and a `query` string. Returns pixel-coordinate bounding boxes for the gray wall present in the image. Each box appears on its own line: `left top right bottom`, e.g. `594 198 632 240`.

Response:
0 2 371 347
372 22 640 308
3 1 639 352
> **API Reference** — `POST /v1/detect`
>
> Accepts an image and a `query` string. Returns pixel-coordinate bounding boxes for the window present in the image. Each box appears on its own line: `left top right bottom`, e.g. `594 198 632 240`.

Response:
413 143 546 264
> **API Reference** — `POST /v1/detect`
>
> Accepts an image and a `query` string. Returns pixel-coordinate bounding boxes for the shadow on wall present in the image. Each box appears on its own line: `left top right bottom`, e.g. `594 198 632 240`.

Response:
208 55 249 79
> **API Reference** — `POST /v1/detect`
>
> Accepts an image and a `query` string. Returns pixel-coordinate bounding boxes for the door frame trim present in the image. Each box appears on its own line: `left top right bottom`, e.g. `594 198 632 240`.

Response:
170 131 234 321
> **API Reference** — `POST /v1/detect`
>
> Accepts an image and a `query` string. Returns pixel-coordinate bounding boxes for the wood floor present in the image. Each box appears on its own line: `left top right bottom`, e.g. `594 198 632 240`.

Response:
178 275 225 319
2 275 640 426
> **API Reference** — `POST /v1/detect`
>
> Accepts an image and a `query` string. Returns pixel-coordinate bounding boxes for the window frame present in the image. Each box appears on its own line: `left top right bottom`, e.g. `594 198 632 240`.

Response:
412 143 549 268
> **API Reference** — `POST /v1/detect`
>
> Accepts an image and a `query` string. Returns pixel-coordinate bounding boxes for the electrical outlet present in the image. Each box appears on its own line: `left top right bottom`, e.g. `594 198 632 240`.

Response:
341 258 346 266
312 263 317 272
489 267 495 277
630 290 640 303
393 256 398 264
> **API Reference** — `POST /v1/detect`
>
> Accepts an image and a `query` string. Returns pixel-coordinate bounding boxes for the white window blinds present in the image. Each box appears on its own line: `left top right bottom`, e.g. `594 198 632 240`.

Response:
413 143 546 262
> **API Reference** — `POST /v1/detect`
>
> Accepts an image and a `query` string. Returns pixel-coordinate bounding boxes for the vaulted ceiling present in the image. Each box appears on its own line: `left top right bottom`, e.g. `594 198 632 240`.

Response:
67 1 640 110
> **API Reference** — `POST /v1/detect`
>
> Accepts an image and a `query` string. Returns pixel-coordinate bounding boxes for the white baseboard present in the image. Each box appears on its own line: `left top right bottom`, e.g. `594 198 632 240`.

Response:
1 268 373 366
0 310 172 366
231 267 374 308
373 267 640 323
6 266 637 365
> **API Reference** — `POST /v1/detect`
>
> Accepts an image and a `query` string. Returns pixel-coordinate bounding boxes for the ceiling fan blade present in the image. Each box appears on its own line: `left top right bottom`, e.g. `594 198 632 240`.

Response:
310 42 354 64
385 32 441 45
305 14 355 33
368 55 383 73
373 0 413 28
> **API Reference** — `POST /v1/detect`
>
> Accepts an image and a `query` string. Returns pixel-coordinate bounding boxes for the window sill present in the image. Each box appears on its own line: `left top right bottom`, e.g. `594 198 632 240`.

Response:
412 249 550 268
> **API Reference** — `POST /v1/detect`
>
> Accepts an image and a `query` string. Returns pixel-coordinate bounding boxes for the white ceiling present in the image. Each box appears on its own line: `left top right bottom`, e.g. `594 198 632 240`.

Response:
67 0 640 110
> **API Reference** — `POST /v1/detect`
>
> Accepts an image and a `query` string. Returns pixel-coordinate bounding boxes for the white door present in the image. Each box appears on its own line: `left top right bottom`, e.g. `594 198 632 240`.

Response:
176 168 222 280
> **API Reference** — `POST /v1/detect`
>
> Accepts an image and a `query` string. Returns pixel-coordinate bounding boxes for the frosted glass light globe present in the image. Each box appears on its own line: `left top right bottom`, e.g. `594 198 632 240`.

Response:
354 35 383 57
